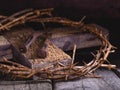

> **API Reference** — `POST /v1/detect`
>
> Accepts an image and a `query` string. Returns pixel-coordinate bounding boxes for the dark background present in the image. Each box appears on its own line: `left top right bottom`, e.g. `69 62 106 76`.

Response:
0 0 120 66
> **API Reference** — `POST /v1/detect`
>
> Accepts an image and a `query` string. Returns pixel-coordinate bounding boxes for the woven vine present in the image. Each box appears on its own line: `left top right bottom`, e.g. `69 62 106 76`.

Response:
0 8 116 80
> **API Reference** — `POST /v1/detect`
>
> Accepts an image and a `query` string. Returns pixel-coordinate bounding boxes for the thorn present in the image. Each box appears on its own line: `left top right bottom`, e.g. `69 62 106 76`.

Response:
65 75 68 80
3 57 8 61
91 52 95 57
79 16 86 23
57 61 65 67
82 61 87 66
110 50 115 53
72 44 77 64
105 59 110 64
41 22 46 30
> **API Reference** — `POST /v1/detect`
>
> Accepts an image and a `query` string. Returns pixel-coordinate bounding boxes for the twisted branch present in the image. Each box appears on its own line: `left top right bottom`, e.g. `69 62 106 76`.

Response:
0 9 116 80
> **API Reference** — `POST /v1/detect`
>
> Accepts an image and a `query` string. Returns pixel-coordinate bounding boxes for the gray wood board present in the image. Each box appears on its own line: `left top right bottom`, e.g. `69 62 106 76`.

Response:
0 69 120 90
51 24 109 51
0 80 52 90
96 69 120 90
54 69 120 90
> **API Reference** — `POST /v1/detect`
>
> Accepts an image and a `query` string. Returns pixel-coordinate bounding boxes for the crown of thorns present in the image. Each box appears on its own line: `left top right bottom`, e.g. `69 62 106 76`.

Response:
0 8 116 81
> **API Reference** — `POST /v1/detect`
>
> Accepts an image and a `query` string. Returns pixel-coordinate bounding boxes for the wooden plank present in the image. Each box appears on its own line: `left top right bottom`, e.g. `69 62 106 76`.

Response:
29 83 38 90
0 81 14 90
0 84 14 90
54 78 113 90
51 24 109 51
14 84 29 90
54 77 113 90
54 69 120 90
28 80 52 90
37 82 52 90
0 80 52 90
96 69 120 90
4 24 109 52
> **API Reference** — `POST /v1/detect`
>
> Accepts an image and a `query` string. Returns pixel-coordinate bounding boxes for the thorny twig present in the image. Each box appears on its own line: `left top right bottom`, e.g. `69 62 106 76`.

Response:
72 44 77 64
0 8 53 31
0 58 36 79
0 8 116 80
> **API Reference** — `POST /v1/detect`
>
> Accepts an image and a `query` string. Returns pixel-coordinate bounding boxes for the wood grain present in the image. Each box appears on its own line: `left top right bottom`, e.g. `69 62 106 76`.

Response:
0 80 52 90
54 69 120 90
96 69 120 90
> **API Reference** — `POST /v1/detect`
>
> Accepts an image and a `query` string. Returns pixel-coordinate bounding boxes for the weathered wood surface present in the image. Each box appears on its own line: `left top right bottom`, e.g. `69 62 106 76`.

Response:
0 80 52 90
54 69 120 90
0 69 120 90
51 24 109 51
96 69 120 90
